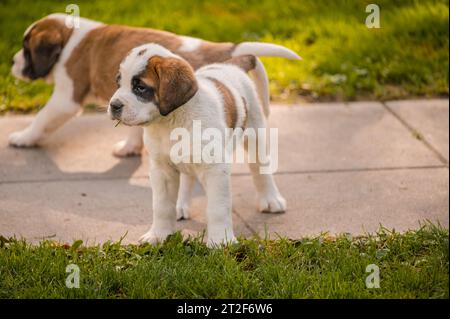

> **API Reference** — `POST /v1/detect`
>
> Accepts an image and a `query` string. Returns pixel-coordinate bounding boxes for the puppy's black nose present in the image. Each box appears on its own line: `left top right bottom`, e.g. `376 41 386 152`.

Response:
110 99 124 114
11 58 14 66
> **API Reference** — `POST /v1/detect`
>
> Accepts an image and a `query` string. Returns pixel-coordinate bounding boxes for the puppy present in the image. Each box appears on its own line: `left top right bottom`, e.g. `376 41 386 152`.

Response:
10 13 300 157
108 44 287 246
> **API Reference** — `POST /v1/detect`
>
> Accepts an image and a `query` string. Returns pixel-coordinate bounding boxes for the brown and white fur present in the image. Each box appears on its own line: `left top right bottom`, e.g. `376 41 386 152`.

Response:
108 44 286 246
10 13 300 157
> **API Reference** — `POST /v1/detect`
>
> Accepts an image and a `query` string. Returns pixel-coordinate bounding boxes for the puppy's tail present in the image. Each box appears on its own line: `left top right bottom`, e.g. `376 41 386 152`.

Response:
231 42 301 61
250 58 270 117
230 42 300 117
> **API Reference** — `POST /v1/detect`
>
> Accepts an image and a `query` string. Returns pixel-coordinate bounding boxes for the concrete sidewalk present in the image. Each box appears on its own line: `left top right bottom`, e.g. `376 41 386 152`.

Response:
0 99 448 244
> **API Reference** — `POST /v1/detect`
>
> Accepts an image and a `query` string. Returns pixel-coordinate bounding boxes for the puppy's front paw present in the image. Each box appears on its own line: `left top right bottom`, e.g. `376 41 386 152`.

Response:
176 203 191 220
259 193 286 214
113 140 142 157
8 129 39 148
138 229 173 245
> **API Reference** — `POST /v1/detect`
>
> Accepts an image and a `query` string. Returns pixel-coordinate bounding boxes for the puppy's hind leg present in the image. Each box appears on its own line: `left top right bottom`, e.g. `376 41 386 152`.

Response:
113 126 144 157
9 91 81 147
247 147 286 213
245 100 286 214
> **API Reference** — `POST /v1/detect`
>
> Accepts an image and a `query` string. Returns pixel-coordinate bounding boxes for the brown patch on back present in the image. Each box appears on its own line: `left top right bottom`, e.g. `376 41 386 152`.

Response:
180 41 236 69
225 55 256 72
65 24 236 105
209 78 237 128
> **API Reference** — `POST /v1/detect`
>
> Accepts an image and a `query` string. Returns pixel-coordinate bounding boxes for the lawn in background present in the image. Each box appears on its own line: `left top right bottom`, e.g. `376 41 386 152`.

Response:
0 0 448 113
0 224 448 298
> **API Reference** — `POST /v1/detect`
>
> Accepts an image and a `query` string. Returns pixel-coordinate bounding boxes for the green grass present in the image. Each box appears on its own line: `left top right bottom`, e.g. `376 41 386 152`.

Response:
0 0 448 113
0 224 448 298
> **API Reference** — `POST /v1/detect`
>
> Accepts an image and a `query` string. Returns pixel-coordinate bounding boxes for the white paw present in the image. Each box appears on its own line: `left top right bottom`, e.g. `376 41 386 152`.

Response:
113 140 142 157
258 192 287 213
176 203 191 220
138 229 173 245
8 129 39 147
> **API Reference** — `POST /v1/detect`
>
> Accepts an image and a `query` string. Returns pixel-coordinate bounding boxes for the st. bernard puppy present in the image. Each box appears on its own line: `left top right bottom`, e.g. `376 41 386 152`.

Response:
108 44 287 246
10 13 300 157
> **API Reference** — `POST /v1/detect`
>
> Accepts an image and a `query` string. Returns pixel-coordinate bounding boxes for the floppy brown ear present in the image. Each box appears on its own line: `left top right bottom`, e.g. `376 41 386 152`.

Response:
149 56 198 116
27 21 72 79
31 33 63 78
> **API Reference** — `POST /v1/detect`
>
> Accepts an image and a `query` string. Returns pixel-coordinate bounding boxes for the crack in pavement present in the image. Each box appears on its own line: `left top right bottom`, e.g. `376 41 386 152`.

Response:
232 208 257 235
382 102 448 166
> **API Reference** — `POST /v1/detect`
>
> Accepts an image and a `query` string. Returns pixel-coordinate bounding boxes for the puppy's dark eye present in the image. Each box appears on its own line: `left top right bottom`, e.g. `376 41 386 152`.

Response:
131 77 154 101
135 84 147 94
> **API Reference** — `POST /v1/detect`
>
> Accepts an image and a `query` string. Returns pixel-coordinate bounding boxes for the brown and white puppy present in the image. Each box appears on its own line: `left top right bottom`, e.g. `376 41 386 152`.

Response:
108 44 286 245
10 13 300 157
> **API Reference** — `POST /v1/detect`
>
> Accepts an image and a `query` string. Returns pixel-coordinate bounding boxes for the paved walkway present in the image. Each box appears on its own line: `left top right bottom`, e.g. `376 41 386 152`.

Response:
0 99 448 244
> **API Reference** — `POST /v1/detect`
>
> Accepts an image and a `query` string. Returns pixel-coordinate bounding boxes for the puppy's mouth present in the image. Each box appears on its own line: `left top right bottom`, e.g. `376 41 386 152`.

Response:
109 114 149 127
110 112 122 121
108 108 122 121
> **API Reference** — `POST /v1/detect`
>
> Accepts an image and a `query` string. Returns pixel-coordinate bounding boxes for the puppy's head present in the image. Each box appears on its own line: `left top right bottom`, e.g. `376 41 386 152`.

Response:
109 44 198 126
11 14 73 81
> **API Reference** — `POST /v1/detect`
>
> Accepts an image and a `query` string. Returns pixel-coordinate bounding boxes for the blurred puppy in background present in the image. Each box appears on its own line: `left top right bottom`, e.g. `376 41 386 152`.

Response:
10 13 300 157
